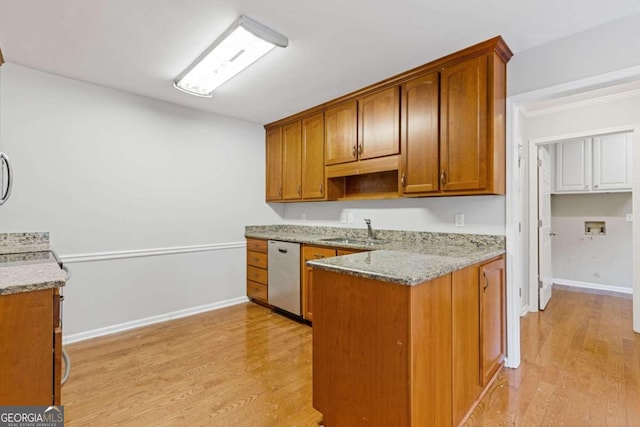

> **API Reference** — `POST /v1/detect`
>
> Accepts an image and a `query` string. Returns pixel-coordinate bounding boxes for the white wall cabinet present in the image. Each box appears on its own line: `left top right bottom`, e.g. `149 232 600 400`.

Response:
554 132 632 193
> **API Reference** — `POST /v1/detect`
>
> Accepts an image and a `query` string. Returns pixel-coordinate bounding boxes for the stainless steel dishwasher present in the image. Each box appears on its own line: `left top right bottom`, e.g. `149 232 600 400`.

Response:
268 240 301 316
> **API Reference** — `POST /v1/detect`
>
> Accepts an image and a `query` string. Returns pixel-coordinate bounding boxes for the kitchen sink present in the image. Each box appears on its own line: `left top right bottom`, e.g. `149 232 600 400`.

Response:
319 237 388 246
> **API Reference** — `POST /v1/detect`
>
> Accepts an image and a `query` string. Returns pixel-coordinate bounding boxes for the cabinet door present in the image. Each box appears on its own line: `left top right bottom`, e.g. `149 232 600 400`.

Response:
479 257 505 386
325 101 358 165
400 72 440 194
283 121 302 200
554 138 591 192
302 113 325 199
593 132 632 191
266 127 283 201
0 289 54 405
358 86 400 160
302 246 337 321
440 55 488 191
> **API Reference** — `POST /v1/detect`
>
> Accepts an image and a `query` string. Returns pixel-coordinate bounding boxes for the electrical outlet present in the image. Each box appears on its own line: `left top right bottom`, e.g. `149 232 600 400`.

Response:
627 213 633 222
455 213 464 227
301 213 307 221
340 213 347 223
347 212 354 223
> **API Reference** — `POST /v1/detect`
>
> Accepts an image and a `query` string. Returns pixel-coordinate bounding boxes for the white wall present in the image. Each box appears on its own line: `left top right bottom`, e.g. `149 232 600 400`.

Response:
551 193 632 289
281 196 506 235
0 64 283 339
509 12 640 96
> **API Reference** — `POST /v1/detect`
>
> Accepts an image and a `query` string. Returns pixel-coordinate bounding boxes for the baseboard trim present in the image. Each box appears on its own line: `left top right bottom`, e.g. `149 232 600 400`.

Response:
59 241 246 263
520 305 529 317
63 296 249 345
552 278 633 295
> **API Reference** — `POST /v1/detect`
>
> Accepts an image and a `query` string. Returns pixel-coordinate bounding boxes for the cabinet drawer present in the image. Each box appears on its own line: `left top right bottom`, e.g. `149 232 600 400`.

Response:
337 248 364 256
304 245 337 261
246 238 268 253
247 266 268 285
247 251 268 268
247 280 268 301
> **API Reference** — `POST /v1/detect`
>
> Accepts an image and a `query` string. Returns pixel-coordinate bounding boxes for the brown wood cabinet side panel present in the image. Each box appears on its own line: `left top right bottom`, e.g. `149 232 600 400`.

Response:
265 127 283 201
490 53 507 195
54 326 62 405
0 289 55 405
302 113 325 199
400 72 440 194
358 86 400 160
282 121 302 200
452 264 483 425
480 256 506 386
313 270 410 425
409 274 452 427
440 54 488 192
325 101 358 165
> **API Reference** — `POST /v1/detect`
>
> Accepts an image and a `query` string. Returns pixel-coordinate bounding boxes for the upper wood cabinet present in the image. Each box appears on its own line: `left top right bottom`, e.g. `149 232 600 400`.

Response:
266 113 327 202
325 101 358 165
302 113 326 199
480 256 506 386
440 54 489 192
358 87 400 161
265 36 512 202
400 72 440 194
265 127 283 201
283 121 302 200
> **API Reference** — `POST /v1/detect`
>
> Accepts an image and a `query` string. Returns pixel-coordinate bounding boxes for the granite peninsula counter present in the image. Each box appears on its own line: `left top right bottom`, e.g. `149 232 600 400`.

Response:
244 224 505 285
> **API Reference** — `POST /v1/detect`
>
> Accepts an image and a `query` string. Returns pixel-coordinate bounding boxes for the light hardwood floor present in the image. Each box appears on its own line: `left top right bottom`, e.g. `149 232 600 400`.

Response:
63 286 640 426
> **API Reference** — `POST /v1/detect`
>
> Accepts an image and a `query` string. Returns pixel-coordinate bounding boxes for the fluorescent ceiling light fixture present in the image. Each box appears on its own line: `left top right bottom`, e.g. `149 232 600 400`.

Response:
174 16 288 97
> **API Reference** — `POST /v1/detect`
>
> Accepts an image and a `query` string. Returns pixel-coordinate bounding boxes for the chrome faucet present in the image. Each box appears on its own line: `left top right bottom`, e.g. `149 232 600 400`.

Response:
364 218 375 240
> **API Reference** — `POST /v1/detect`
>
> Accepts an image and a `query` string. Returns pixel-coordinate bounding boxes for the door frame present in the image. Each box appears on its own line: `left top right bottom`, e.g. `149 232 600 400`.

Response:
527 125 637 314
506 64 640 369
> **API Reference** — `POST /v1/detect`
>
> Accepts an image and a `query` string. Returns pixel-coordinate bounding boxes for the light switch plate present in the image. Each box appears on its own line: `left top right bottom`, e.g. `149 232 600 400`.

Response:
455 213 464 227
627 214 633 222
347 212 354 223
340 212 347 223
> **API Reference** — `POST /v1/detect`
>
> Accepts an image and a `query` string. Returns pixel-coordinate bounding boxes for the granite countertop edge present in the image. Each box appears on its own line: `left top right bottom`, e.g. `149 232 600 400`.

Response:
0 279 66 296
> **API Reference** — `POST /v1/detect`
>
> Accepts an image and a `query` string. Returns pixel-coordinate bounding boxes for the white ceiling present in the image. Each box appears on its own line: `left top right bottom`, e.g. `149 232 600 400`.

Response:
1 0 639 125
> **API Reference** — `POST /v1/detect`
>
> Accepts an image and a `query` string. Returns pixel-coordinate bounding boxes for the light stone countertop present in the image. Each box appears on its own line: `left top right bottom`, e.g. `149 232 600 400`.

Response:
245 225 505 285
0 233 66 295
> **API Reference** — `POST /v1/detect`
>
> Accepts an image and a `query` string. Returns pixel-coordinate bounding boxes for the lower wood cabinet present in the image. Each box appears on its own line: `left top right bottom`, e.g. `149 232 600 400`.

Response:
302 246 337 321
246 238 268 304
0 288 61 405
312 254 506 426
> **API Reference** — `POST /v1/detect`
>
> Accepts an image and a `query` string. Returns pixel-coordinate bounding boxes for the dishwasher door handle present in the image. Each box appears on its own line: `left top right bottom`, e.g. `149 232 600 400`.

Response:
278 248 288 254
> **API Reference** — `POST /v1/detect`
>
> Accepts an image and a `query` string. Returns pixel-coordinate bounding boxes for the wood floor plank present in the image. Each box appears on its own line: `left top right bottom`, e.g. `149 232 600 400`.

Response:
63 286 640 426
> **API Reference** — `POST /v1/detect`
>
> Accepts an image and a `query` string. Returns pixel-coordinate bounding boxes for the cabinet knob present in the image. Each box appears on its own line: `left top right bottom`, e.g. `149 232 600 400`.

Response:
278 187 282 196
401 173 406 188
358 144 363 156
584 185 589 189
352 145 357 157
594 185 598 189
319 183 324 194
440 169 446 186
298 185 302 196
